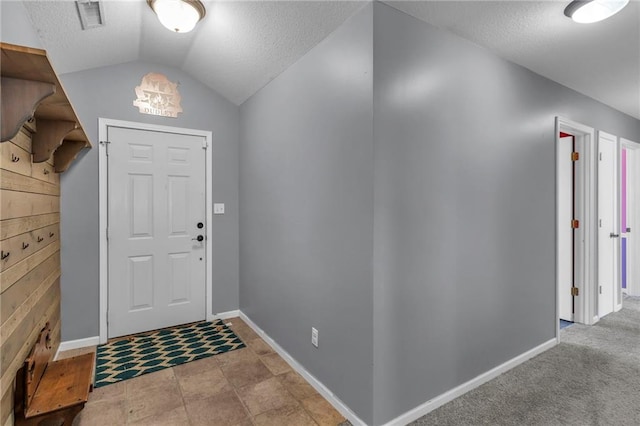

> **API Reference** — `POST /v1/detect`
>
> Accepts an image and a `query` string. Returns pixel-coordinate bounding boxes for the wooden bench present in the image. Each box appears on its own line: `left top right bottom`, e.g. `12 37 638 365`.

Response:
14 323 94 426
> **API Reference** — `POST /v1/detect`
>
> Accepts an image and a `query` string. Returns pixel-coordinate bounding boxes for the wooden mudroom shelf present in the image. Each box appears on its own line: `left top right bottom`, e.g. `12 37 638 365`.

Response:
1 42 93 426
1 42 92 172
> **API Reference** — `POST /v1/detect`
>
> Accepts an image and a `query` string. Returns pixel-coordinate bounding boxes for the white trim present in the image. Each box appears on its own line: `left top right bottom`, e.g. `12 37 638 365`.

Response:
55 336 100 360
212 309 240 320
99 128 108 344
239 311 367 426
555 117 597 326
381 338 557 426
98 118 213 344
556 133 574 326
205 129 214 322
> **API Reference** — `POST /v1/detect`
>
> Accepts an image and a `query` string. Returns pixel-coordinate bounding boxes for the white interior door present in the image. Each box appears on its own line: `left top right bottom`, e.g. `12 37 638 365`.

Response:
558 136 574 321
107 126 206 338
597 131 618 319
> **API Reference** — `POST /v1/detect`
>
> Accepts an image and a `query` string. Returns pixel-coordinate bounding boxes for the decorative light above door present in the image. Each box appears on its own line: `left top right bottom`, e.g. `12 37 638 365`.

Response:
564 0 629 23
147 0 206 33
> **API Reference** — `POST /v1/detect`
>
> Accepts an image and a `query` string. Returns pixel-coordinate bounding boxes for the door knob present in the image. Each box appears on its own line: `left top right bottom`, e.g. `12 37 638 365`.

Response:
192 235 204 242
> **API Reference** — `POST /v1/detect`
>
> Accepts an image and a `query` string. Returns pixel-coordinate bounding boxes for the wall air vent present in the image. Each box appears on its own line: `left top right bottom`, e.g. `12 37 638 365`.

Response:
76 0 105 30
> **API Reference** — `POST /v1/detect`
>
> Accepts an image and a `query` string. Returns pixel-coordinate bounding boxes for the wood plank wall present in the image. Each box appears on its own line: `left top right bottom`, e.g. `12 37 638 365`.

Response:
0 126 61 426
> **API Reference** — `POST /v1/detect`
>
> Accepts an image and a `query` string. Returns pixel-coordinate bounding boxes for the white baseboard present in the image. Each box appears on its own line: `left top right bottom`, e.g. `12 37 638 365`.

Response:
239 311 367 426
381 338 558 426
55 336 100 360
210 309 240 321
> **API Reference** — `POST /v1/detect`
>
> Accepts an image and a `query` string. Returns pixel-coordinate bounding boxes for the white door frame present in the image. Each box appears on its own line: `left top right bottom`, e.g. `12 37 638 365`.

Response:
557 134 574 322
98 118 213 344
556 117 597 332
621 138 640 297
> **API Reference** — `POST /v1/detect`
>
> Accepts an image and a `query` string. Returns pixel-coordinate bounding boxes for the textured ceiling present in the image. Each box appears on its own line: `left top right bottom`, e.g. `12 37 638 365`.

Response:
20 0 640 119
385 1 640 120
23 0 143 73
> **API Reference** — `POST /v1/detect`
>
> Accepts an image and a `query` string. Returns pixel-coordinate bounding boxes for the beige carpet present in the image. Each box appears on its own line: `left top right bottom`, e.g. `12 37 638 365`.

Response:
410 295 640 425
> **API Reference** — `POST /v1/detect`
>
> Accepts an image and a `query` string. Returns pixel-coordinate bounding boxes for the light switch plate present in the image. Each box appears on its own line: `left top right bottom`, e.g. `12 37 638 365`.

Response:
214 203 225 215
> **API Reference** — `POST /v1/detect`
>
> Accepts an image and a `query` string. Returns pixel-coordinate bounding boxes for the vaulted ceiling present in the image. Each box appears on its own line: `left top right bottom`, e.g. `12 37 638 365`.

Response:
21 0 640 119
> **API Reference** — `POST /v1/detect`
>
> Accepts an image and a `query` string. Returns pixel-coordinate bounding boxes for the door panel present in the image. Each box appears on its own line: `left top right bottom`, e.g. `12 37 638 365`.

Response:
130 174 153 237
108 126 206 338
168 252 191 304
130 255 153 310
597 132 618 318
168 176 189 234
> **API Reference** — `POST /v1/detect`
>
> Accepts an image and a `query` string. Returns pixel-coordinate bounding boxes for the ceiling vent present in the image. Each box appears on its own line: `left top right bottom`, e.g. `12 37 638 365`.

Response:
76 0 105 30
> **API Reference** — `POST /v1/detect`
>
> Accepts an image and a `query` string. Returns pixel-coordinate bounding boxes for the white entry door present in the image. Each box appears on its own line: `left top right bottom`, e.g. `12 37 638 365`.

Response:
107 126 207 338
597 131 618 319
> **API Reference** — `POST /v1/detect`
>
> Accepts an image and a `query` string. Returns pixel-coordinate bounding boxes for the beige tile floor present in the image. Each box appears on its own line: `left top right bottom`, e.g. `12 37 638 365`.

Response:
62 318 346 426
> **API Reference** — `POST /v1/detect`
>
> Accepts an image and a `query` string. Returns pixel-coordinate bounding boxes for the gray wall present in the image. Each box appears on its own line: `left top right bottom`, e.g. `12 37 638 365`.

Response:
59 61 240 340
371 3 640 424
239 4 374 423
1 1 43 49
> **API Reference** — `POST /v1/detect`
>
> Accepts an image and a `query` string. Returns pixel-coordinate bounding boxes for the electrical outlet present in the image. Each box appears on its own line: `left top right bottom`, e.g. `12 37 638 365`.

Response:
311 327 318 348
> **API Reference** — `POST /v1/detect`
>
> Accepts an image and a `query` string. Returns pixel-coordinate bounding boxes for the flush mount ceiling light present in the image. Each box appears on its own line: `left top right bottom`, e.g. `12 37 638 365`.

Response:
564 0 629 23
147 0 206 33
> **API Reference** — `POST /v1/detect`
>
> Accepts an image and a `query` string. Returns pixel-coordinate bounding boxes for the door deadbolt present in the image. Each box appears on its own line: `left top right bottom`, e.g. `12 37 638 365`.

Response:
197 222 204 229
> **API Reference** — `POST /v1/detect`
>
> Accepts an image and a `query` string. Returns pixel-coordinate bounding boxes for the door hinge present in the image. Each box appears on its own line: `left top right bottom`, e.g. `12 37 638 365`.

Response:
571 219 580 229
106 226 109 241
571 287 579 296
599 152 603 161
599 286 602 295
571 152 580 161
202 140 208 149
100 140 111 155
